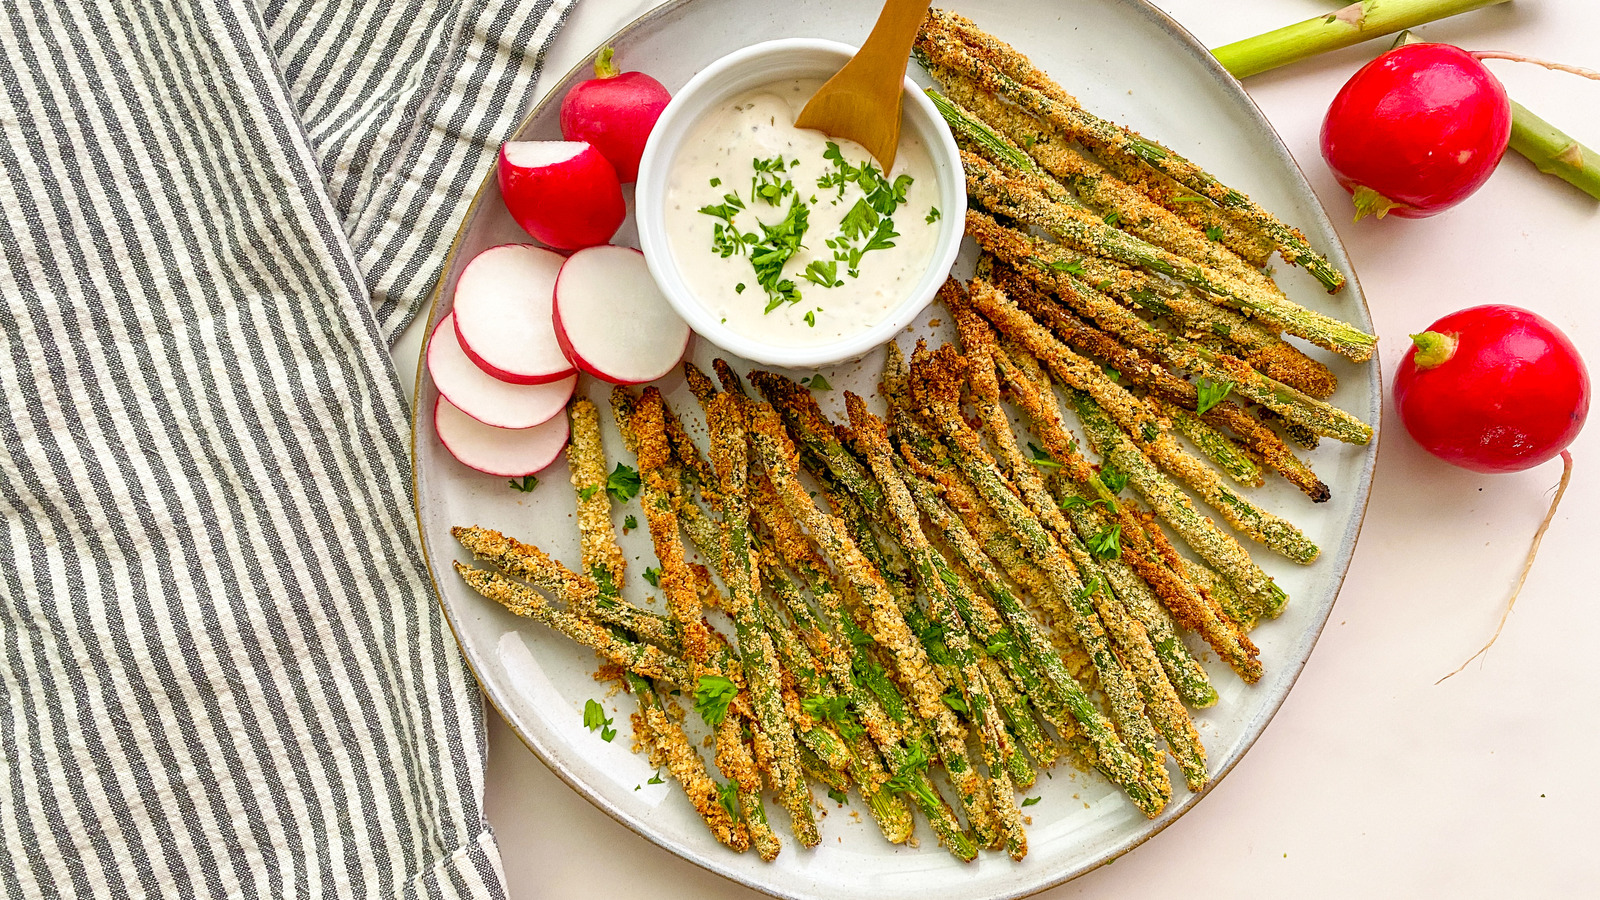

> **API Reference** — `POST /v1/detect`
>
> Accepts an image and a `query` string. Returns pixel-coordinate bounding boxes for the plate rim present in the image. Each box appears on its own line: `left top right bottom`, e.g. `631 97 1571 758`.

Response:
407 1 1383 897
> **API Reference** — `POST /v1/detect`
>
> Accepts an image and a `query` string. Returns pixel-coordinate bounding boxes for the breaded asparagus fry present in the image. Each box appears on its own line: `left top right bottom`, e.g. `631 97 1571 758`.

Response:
916 8 1347 293
632 389 783 861
987 348 1263 680
628 671 751 852
746 400 1000 842
450 555 691 687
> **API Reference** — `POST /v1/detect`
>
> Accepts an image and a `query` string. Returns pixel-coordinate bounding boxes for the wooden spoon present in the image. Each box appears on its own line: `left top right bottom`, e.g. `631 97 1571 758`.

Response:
793 0 933 172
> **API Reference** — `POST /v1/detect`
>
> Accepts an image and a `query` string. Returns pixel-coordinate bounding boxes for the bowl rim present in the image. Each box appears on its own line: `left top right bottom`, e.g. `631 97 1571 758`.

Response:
634 37 967 369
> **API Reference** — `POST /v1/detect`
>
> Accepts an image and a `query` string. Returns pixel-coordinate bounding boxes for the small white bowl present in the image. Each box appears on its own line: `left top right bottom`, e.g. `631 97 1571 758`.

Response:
635 38 966 369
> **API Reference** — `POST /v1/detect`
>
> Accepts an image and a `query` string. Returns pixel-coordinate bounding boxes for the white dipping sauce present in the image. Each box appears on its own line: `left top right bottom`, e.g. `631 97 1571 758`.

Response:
664 80 941 347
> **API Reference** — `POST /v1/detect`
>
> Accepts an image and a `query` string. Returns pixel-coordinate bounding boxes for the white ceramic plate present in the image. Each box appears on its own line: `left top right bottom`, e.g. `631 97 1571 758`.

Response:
411 2 1381 898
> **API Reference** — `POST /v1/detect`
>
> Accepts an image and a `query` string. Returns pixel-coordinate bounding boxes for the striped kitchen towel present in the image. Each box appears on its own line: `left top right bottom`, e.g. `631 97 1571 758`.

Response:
1 0 571 898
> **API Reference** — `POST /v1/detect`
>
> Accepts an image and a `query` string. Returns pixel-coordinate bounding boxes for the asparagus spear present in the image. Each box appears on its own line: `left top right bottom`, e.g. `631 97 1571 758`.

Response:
626 670 751 852
949 302 1218 711
928 73 1298 305
916 8 1348 293
970 215 1367 450
701 393 819 848
986 346 1263 680
845 393 1029 859
746 399 1003 842
962 276 1322 564
909 334 1210 793
966 209 1338 402
904 343 1174 809
980 246 1335 499
958 147 1375 362
630 389 783 861
1159 400 1265 488
450 554 693 687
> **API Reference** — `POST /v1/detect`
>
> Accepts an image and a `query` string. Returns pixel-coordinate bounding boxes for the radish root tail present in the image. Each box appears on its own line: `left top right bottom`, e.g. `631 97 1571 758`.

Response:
1471 51 1600 82
1436 450 1575 685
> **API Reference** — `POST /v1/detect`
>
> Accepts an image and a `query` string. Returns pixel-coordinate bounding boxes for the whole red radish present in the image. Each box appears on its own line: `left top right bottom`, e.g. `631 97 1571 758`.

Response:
498 141 625 249
1321 43 1512 220
1395 305 1588 473
559 47 671 182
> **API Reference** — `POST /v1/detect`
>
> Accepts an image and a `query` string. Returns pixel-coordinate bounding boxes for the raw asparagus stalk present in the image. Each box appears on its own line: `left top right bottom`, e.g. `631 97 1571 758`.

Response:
1508 100 1600 200
915 9 1347 292
1212 0 1511 79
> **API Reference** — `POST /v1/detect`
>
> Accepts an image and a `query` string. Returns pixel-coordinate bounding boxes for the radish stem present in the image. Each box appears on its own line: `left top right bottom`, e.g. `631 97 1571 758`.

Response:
1436 450 1574 684
1211 0 1510 79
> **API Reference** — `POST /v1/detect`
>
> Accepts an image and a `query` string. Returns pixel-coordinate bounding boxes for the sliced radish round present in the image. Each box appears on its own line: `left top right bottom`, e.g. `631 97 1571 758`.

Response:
553 245 690 385
428 313 577 429
498 140 625 250
435 396 568 477
453 244 575 385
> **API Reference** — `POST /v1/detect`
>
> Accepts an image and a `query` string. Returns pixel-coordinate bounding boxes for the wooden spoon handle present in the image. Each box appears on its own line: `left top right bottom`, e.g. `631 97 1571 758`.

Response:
855 0 934 89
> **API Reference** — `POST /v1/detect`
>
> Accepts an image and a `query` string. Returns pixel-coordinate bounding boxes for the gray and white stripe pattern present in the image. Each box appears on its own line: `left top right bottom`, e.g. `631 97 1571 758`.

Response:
259 0 576 343
0 0 570 897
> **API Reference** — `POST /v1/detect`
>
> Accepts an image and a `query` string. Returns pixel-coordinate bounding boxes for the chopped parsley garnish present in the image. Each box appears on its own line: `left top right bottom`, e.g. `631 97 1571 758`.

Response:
803 310 816 327
1042 258 1085 277
734 282 746 294
1026 442 1061 470
1087 523 1122 560
578 485 600 502
583 699 617 742
709 177 721 187
508 475 538 492
604 463 641 504
926 206 941 224
648 770 665 785
885 742 938 810
1104 366 1121 382
750 154 794 206
1098 465 1128 494
752 197 809 312
803 259 842 288
590 566 618 597
940 689 969 715
801 374 832 391
1196 378 1234 415
1103 211 1123 226
714 781 739 819
1021 796 1041 807
693 674 738 727
623 514 637 531
642 566 661 588
827 788 849 804
1205 225 1225 241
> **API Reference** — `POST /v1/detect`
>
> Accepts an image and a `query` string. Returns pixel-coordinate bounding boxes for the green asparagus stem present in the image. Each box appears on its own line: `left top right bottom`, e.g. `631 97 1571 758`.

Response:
1508 100 1600 200
916 10 1348 292
629 388 783 861
704 393 819 847
746 399 999 848
1212 0 1511 79
946 309 1210 791
846 393 1029 859
1069 390 1287 617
